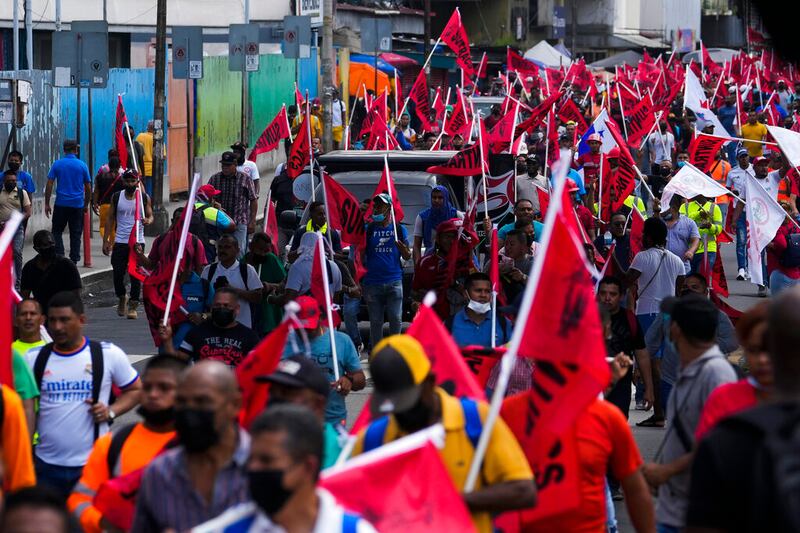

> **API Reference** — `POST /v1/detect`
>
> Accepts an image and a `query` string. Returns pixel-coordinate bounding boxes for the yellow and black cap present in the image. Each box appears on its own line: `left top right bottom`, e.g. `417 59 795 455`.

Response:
370 335 431 416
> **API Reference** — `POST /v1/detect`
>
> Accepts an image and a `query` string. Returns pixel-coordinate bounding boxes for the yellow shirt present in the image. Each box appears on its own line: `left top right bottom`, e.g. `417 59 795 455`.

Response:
353 388 534 533
293 115 322 141
135 132 154 177
1 385 36 493
740 122 768 157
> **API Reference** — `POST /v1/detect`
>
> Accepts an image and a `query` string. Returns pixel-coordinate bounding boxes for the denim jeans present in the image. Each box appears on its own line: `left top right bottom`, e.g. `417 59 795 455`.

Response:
605 481 618 533
343 293 363 347
52 205 84 263
736 213 748 270
11 224 23 289
234 223 249 257
690 251 716 274
363 280 403 349
34 455 84 500
656 524 680 533
110 243 141 300
769 270 800 297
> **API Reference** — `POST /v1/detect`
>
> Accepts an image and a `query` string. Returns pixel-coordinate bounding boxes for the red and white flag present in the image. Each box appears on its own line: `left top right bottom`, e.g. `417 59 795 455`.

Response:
745 174 786 285
249 105 291 161
115 95 130 170
286 114 311 179
441 9 476 79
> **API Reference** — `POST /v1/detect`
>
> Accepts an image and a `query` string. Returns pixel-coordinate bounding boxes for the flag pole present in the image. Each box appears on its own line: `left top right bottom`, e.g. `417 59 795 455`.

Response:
316 232 341 381
384 155 399 243
162 172 201 326
617 86 629 140
477 121 490 219
262 188 272 233
283 104 294 143
697 131 778 146
318 172 336 264
598 152 604 220
464 157 571 492
306 92 315 202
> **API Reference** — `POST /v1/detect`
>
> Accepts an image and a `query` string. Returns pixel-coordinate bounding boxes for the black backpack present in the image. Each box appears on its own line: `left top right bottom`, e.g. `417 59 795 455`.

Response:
781 232 800 268
190 204 217 262
34 341 106 441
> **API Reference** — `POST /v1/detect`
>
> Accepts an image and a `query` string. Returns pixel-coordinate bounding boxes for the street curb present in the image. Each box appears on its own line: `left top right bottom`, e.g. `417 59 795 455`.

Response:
81 267 114 297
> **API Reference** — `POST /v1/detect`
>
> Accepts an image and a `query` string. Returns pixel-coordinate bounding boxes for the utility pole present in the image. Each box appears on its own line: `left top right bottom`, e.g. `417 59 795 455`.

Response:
147 0 169 235
24 0 32 69
13 0 19 71
321 0 334 152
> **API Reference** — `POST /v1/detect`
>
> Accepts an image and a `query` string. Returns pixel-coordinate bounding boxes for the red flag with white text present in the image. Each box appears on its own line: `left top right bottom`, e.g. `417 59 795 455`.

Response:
249 106 291 161
427 120 488 177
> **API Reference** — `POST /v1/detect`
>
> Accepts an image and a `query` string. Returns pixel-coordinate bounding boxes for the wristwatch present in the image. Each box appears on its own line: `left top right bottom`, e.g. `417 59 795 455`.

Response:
108 409 116 422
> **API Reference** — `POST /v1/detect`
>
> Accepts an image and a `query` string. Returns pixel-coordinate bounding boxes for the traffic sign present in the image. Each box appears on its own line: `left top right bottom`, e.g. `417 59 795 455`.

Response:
361 18 392 54
282 16 312 59
229 24 260 72
52 20 109 88
173 26 204 79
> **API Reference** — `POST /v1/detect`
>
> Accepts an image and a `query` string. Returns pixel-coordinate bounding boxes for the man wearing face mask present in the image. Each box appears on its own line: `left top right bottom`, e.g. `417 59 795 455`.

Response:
161 288 259 367
448 273 513 348
1 150 35 197
133 360 250 533
67 355 186 533
20 230 82 315
658 194 700 274
352 335 536 533
0 169 31 286
195 405 377 532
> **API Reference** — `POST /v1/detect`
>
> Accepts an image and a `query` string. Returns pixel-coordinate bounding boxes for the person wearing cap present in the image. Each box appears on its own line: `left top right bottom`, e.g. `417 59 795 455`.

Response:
45 139 92 264
259 356 346 468
192 183 236 263
292 103 323 141
361 193 411 348
515 155 547 210
160 287 259 366
412 218 478 320
575 132 604 194
102 170 153 319
281 296 365 425
231 141 261 196
740 111 768 159
647 122 676 176
352 335 536 533
641 294 737 532
208 151 258 255
726 148 755 279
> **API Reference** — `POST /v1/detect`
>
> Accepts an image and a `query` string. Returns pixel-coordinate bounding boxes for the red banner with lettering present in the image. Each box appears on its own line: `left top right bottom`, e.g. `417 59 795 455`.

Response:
286 114 311 179
249 105 291 161
427 120 488 177
441 9 476 79
408 69 435 131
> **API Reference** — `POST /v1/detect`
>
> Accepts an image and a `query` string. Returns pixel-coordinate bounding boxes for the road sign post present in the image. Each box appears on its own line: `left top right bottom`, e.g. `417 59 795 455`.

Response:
229 23 260 144
361 17 392 93
172 26 203 191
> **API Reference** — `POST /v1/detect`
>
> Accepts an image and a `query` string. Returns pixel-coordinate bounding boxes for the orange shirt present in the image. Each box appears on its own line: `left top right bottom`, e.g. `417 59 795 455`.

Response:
527 400 642 533
1 385 36 493
67 423 175 533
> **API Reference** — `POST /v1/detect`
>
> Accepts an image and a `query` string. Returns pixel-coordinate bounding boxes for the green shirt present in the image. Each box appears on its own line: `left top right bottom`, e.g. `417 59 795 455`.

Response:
251 252 286 335
322 422 345 470
11 340 43 400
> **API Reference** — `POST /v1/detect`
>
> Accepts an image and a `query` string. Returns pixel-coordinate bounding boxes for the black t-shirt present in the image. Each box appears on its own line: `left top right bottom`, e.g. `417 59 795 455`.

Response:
20 257 82 313
593 234 632 272
608 308 645 357
179 320 260 367
270 171 295 216
687 402 800 532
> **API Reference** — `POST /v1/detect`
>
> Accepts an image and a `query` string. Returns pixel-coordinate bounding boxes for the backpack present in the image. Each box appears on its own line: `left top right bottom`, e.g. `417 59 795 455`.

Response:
34 341 105 441
362 397 482 453
190 204 217 262
781 232 800 268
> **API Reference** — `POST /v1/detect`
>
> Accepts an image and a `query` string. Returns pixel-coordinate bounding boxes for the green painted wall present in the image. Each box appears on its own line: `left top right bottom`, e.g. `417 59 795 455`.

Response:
195 56 243 157
248 55 297 147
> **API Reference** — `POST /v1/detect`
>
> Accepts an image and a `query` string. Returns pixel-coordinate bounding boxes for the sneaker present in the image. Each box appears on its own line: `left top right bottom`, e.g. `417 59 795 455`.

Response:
758 285 768 298
126 300 139 319
610 486 624 501
737 268 746 281
635 400 647 410
116 296 127 317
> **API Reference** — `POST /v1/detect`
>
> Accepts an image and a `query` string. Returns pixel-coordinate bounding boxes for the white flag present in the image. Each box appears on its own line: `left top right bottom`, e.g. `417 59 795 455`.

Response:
684 68 730 138
767 125 800 168
745 174 787 285
661 163 733 212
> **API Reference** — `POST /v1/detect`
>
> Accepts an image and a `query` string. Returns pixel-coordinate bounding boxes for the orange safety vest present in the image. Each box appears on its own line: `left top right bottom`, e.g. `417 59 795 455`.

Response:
708 159 731 203
778 175 792 203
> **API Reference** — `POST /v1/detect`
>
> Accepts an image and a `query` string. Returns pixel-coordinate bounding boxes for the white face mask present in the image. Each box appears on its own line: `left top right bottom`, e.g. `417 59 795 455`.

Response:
467 299 491 315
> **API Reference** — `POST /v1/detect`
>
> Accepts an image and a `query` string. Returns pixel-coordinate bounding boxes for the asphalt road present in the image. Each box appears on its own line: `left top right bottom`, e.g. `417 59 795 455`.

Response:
84 240 758 531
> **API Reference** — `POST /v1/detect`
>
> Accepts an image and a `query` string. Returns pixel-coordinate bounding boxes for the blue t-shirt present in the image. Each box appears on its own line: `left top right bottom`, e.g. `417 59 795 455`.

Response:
48 154 90 208
717 104 737 135
0 170 35 194
450 309 513 348
498 220 545 243
283 330 362 424
362 222 409 286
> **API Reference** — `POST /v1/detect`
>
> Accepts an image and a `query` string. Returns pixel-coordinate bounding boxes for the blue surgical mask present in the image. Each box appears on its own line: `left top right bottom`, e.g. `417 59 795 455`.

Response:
677 161 687 168
372 214 385 222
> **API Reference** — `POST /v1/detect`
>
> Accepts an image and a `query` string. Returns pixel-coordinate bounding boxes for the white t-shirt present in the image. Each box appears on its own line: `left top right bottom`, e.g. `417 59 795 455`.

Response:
26 340 138 467
630 247 686 315
726 164 755 207
201 260 262 328
238 160 261 183
648 132 675 164
332 99 345 128
749 170 785 201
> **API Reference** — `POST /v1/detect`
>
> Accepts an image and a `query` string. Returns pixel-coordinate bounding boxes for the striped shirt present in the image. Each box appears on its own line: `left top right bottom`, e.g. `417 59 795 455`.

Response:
131 428 251 533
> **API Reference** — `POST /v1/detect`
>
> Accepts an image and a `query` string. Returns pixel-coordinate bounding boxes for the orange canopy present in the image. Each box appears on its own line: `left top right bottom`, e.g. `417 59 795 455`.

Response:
348 62 391 97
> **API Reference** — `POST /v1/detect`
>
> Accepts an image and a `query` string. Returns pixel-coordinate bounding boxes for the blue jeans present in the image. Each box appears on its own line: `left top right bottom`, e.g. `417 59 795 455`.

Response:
234 223 248 257
34 455 84 500
51 204 84 263
769 270 800 296
660 379 674 413
656 524 680 533
342 293 362 347
11 224 23 289
736 213 748 270
637 313 658 337
690 251 716 274
605 481 618 533
363 280 403 349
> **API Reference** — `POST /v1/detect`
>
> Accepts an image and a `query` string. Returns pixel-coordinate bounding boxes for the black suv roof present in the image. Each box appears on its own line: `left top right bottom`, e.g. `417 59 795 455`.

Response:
317 150 459 173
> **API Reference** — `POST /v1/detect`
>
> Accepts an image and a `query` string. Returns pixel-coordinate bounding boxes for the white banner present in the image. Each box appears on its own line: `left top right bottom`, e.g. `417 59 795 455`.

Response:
767 125 800 168
661 163 733 211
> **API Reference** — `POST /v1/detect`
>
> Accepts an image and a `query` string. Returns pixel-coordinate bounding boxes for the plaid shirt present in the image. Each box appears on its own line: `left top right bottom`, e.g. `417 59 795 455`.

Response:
131 429 250 533
208 171 256 225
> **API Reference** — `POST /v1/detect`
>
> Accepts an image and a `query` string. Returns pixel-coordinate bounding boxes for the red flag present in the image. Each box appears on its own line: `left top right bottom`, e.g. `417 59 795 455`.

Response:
629 207 645 257
461 347 502 389
286 114 311 179
427 120 488 177
236 321 291 429
321 440 475 533
407 303 485 400
710 292 743 326
643 48 654 64
700 247 730 298
477 52 488 79
441 9 476 79
514 90 564 137
0 248 12 386
602 119 638 219
349 397 373 436
556 98 588 136
432 87 445 121
366 110 401 151
624 98 658 150
322 173 367 280
127 190 149 283
487 105 517 153
365 162 405 221
688 135 727 173
701 42 723 77
94 468 144 531
536 186 550 218
408 70 435 131
249 106 291 161
506 48 539 78
295 84 306 108
142 262 186 347
263 200 279 245
115 95 129 170
443 90 471 139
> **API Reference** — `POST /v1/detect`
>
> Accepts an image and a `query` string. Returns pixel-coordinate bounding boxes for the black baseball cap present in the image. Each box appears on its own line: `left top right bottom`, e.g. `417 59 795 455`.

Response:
370 335 431 416
256 355 330 397
220 151 238 165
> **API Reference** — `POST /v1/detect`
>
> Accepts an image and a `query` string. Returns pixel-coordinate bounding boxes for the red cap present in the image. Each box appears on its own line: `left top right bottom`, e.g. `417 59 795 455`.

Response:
292 296 321 329
197 184 221 198
435 218 462 235
587 133 602 143
312 97 322 106
753 156 769 165
606 147 621 159
566 178 580 192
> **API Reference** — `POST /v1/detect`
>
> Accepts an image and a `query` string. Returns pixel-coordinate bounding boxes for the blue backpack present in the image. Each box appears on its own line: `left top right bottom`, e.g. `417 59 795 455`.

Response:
363 397 482 453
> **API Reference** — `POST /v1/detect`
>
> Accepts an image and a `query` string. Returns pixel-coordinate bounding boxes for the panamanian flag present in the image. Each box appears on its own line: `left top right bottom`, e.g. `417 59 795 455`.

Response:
577 109 619 156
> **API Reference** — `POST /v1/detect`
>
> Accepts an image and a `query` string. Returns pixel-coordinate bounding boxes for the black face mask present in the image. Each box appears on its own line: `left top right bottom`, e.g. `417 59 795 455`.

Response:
266 395 288 408
394 396 431 433
249 469 294 516
4 182 15 192
175 408 220 452
124 185 138 193
137 405 175 426
211 307 236 327
37 246 56 260
660 167 671 176
7 162 20 171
